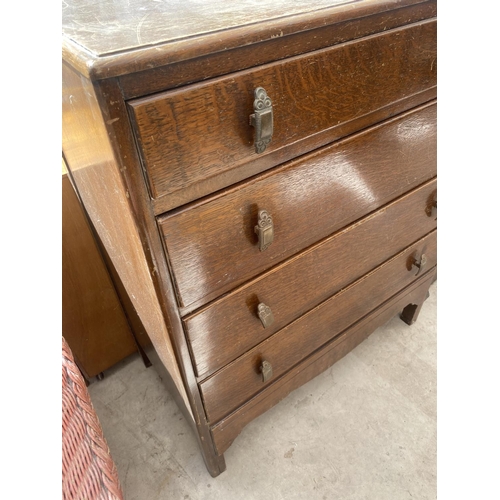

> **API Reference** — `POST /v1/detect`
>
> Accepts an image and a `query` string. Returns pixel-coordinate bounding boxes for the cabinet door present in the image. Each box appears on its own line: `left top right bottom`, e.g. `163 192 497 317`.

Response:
62 166 137 378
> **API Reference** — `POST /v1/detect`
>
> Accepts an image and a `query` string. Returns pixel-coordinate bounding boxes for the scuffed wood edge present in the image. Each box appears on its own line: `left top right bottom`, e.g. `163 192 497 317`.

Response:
62 37 98 81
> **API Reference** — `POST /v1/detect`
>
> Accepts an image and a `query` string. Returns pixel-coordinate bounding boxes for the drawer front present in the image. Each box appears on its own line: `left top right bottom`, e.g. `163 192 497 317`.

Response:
186 178 437 379
159 102 436 309
130 20 436 204
200 230 437 424
210 268 436 456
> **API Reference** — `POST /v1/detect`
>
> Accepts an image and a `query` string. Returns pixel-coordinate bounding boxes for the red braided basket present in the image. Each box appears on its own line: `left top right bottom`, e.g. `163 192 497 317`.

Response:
62 337 124 500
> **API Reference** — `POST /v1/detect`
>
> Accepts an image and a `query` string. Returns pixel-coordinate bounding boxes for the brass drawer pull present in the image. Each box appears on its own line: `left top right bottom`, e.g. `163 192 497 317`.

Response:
249 87 273 154
257 302 274 328
411 253 427 276
254 209 274 251
260 360 273 383
426 190 437 217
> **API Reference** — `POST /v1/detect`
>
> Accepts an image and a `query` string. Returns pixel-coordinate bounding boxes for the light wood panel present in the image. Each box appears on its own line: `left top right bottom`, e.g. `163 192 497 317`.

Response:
62 63 192 417
62 171 137 377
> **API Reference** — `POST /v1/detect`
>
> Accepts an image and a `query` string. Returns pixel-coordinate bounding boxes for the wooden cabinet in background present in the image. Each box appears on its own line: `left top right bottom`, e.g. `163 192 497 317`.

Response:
62 162 138 379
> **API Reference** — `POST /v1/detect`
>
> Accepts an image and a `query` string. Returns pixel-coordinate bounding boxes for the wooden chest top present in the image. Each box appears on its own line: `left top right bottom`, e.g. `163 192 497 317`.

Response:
62 0 353 55
62 0 433 79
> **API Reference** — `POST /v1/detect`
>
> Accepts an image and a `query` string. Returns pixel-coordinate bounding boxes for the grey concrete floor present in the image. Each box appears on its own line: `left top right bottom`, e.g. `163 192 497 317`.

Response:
89 282 436 500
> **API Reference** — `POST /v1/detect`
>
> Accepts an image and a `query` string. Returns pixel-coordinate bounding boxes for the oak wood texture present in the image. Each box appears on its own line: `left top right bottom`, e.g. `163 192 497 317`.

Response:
153 86 436 215
62 171 138 378
62 63 192 416
210 269 436 455
94 77 227 476
161 103 437 310
62 0 437 477
63 62 227 477
64 159 152 368
200 230 436 423
93 233 153 368
129 20 436 205
118 1 436 100
186 178 437 379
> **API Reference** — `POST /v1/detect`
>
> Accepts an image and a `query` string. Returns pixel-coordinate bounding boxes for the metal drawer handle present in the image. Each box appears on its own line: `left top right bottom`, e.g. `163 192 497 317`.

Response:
254 209 274 251
426 191 437 218
411 253 427 276
257 302 274 329
260 360 273 383
249 87 273 154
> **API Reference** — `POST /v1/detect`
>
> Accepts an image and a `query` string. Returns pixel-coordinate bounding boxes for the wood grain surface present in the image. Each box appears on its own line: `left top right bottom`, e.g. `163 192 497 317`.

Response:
129 20 436 202
210 269 436 455
62 63 192 415
63 0 354 55
118 1 437 99
200 230 437 423
186 178 437 379
160 103 437 310
62 172 137 377
62 0 433 80
62 0 438 475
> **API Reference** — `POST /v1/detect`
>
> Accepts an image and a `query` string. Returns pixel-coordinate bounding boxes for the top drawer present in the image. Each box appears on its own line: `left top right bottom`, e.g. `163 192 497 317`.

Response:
128 20 436 211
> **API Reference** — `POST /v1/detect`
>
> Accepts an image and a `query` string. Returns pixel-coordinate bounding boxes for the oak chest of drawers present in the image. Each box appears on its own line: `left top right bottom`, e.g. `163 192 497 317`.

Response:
62 0 437 476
